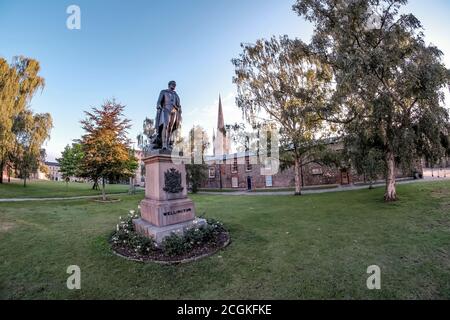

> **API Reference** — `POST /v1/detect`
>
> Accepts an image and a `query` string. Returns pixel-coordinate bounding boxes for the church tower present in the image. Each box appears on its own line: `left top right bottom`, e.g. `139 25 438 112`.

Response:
213 95 230 156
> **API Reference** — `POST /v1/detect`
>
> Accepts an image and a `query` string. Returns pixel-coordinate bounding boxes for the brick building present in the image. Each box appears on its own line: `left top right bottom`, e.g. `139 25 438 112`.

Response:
202 97 421 190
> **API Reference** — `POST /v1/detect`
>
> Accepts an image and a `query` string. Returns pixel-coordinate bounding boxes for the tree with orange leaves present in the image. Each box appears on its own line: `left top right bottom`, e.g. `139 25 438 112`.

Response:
78 100 137 200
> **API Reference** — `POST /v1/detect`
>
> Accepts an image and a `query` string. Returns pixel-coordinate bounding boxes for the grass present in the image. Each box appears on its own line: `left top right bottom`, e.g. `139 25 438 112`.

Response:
198 188 241 193
0 180 449 299
251 185 339 192
0 179 134 199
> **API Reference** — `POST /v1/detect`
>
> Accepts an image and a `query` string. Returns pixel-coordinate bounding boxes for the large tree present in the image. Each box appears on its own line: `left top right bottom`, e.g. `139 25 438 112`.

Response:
232 36 334 195
10 110 53 187
293 0 450 201
0 57 45 183
78 100 137 200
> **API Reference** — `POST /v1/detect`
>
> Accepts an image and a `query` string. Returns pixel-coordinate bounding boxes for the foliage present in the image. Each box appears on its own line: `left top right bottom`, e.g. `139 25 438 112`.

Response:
110 208 228 258
111 210 156 255
232 36 335 195
185 126 210 193
57 143 84 183
186 164 208 194
0 56 47 184
78 100 137 200
162 219 227 257
293 0 450 201
10 110 53 186
344 120 385 188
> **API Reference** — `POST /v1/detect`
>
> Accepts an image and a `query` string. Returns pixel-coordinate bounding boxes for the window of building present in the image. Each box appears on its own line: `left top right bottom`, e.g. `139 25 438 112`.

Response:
231 157 238 173
232 177 239 188
208 167 216 178
245 156 252 172
265 175 273 187
312 168 323 175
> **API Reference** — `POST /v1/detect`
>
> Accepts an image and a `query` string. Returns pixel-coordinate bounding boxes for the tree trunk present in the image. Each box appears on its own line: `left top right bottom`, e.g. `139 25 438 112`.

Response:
0 159 4 184
102 177 106 201
294 157 302 196
384 151 397 202
129 177 136 195
23 176 27 188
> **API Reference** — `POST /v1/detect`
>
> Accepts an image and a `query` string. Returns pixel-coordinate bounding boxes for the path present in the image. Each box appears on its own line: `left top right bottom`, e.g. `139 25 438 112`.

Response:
1 176 448 202
0 192 142 203
198 176 450 196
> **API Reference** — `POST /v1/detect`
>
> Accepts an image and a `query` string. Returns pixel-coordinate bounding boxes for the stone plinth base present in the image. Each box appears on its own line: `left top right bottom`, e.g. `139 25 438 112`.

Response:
133 218 207 244
140 197 196 227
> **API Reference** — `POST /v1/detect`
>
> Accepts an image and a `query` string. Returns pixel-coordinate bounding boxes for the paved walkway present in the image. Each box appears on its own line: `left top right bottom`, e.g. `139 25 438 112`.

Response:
198 177 450 196
0 192 134 203
1 177 448 202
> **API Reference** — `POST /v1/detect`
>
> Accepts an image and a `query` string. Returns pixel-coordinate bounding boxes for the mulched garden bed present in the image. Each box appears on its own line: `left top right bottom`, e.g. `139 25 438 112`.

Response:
111 231 231 265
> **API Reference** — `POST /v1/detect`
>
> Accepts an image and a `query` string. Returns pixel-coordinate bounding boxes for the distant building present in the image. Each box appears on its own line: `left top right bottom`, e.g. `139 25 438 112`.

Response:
133 149 145 187
45 161 62 181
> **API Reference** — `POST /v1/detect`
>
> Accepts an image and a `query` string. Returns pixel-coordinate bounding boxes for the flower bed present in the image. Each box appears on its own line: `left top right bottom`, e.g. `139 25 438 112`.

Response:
110 210 230 264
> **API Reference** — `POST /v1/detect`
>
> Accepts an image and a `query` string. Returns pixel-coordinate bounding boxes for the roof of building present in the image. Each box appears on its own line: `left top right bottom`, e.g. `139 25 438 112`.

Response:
45 161 60 167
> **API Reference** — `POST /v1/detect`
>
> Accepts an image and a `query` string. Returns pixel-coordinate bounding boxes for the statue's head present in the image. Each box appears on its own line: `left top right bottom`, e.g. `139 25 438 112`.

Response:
168 81 176 91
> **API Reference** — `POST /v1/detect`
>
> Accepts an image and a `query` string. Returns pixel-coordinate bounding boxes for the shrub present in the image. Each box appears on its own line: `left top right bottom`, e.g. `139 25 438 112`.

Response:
163 220 228 256
162 233 192 256
111 209 228 258
111 209 156 255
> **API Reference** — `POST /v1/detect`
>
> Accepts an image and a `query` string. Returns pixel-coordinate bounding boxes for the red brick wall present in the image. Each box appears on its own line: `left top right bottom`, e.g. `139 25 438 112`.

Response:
202 159 420 190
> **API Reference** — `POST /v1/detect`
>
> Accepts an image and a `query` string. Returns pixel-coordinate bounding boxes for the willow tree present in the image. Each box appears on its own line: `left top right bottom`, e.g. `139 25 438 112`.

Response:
10 110 53 187
232 36 334 195
0 57 45 183
293 0 450 201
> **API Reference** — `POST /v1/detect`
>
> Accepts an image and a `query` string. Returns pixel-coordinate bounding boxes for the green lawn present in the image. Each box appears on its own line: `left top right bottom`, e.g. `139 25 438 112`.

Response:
0 181 449 299
0 180 133 199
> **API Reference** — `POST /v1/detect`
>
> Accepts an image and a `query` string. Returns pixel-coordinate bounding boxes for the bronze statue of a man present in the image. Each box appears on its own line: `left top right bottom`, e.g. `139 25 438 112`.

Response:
153 81 182 150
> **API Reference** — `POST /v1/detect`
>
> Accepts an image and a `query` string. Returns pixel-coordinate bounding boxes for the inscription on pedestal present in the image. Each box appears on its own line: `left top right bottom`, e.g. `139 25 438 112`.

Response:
163 207 192 216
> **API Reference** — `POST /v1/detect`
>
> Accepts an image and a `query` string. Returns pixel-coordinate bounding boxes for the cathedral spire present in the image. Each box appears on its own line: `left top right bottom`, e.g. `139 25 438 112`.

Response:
212 128 216 156
214 94 229 156
217 94 225 134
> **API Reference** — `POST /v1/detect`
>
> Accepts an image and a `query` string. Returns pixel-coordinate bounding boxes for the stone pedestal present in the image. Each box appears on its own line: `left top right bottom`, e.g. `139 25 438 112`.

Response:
134 151 206 243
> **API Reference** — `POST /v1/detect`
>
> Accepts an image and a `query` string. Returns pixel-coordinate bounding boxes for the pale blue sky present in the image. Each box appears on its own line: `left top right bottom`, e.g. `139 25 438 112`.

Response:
1 0 449 160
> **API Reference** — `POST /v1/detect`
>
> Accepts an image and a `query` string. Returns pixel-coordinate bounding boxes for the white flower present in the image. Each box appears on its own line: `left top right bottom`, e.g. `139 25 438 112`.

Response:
116 224 119 231
130 210 135 215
